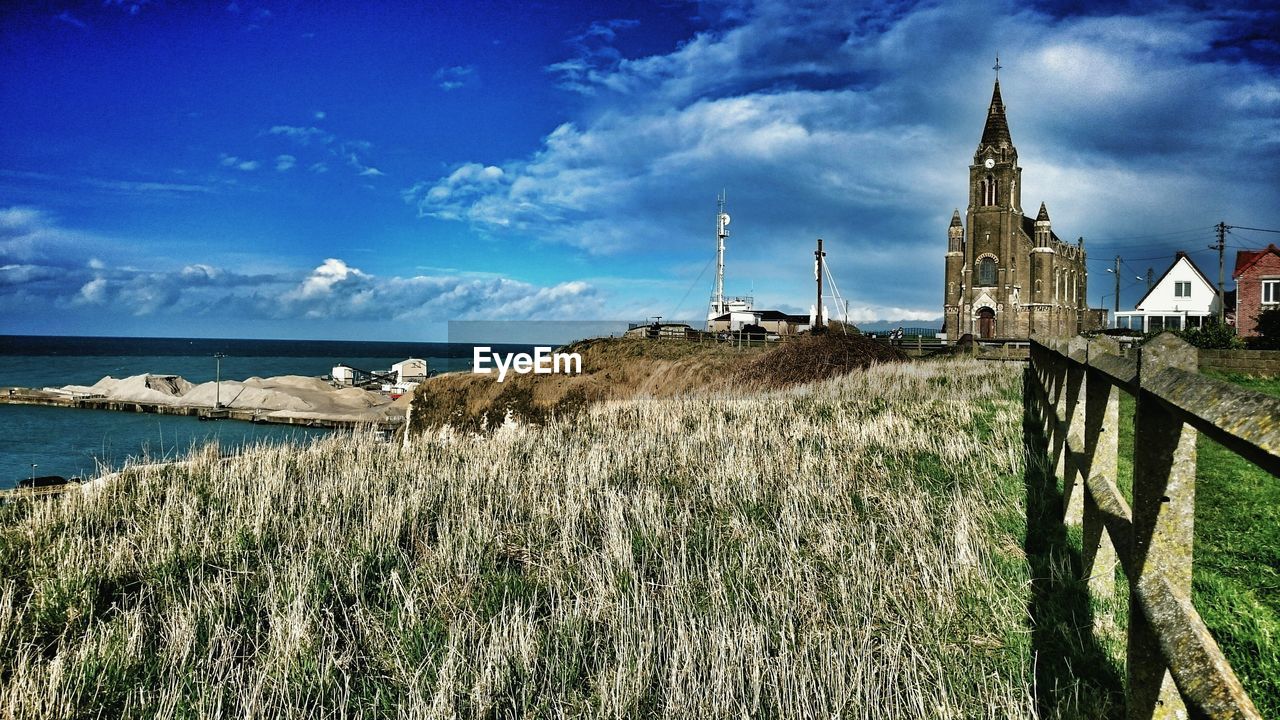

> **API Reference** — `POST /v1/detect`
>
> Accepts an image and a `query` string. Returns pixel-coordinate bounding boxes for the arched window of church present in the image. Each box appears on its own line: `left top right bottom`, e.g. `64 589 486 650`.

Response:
978 257 997 286
989 177 999 206
983 175 996 206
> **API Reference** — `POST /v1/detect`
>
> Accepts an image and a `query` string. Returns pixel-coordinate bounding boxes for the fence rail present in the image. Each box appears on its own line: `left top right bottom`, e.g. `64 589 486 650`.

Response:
1028 332 1278 719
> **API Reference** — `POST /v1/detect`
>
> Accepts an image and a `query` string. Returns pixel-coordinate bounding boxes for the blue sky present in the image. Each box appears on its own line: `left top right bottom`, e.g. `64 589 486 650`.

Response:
2 0 1277 340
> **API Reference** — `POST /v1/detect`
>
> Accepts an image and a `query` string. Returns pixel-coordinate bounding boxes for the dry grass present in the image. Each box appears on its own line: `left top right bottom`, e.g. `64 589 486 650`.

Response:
0 359 1037 718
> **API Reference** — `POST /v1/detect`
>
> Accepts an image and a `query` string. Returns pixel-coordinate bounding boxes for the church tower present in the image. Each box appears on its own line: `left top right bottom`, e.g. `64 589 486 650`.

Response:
943 64 1090 341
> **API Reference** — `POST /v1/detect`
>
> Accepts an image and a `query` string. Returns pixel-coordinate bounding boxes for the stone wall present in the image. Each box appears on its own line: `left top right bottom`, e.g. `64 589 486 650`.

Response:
1198 349 1280 376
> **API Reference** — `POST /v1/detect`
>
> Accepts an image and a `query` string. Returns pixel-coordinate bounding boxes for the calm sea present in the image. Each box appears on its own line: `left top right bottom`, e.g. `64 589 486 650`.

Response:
0 335 530 489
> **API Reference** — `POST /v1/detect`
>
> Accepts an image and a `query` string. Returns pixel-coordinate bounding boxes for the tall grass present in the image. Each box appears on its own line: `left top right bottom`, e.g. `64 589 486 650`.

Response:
0 360 1038 718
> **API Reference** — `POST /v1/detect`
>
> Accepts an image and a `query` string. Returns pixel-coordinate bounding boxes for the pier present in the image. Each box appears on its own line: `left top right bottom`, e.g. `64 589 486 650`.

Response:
0 386 403 432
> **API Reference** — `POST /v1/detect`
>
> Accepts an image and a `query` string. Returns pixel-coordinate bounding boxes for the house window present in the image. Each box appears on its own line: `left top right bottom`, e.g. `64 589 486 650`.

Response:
978 257 997 286
1174 281 1191 298
1149 316 1164 333
1264 279 1280 304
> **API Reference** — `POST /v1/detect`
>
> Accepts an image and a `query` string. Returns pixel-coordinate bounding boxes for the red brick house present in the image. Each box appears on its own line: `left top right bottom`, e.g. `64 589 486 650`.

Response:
1233 244 1280 337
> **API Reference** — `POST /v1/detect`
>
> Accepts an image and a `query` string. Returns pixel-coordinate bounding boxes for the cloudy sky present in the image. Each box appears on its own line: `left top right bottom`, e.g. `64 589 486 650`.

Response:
2 0 1277 340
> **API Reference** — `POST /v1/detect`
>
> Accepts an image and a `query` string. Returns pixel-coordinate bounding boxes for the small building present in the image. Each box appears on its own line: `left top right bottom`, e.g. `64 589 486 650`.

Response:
707 310 809 335
391 358 428 383
1233 244 1280 338
331 364 355 386
1114 251 1221 332
624 322 698 340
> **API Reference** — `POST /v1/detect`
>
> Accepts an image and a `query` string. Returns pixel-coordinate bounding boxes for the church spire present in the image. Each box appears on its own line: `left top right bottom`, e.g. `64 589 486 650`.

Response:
980 79 1013 149
1036 202 1050 222
950 209 962 227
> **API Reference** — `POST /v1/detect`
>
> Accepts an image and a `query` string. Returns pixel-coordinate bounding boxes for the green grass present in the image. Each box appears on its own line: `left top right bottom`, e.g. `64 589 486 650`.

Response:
0 360 1043 718
1110 374 1280 715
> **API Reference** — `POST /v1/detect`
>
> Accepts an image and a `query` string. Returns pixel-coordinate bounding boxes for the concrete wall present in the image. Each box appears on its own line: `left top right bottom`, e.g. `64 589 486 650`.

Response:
1199 349 1280 376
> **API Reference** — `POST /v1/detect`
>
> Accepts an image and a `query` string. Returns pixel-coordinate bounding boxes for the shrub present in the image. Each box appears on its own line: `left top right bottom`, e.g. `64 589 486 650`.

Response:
1175 322 1244 349
1253 308 1280 350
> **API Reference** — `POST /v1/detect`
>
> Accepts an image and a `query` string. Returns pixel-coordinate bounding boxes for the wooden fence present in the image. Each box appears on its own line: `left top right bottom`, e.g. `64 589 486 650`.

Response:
1028 332 1278 719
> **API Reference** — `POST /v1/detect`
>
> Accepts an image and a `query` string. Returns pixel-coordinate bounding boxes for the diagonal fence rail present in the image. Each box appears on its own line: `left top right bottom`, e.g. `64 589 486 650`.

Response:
1027 332 1277 719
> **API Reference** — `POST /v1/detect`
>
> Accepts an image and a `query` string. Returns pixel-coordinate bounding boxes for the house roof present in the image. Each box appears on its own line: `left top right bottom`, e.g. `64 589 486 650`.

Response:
979 80 1012 149
1132 251 1217 309
711 310 808 323
1233 243 1280 279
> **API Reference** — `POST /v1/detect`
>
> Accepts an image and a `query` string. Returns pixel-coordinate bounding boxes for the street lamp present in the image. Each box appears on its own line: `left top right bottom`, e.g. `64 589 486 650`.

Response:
1104 267 1144 314
30 463 37 483
213 353 226 409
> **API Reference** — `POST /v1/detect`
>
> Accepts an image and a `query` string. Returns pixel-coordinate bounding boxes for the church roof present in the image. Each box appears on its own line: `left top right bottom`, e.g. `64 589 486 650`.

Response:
980 80 1013 149
950 209 962 227
1021 215 1061 244
1036 202 1050 222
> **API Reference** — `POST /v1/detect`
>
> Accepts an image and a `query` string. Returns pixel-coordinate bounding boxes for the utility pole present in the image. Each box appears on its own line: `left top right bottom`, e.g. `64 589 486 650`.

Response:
1113 255 1121 315
815 238 826 331
1211 221 1227 324
214 352 226 409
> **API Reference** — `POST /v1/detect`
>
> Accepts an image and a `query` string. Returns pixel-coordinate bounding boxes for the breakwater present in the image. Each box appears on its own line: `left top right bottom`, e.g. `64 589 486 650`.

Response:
1 387 401 431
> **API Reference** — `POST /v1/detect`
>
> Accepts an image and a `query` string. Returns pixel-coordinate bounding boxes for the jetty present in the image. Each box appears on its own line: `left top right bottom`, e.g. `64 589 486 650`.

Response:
1 376 406 432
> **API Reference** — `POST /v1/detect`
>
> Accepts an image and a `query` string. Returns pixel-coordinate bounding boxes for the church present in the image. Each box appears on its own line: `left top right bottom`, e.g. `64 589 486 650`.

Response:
943 73 1090 340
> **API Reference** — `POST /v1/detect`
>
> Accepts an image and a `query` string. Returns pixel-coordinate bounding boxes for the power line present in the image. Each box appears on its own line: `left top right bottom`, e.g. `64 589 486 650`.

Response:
1229 225 1280 234
1086 225 1217 243
670 255 714 321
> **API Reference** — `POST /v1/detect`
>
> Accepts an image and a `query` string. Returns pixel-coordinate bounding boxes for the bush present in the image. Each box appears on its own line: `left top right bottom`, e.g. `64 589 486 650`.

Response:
1174 322 1244 349
1253 308 1280 349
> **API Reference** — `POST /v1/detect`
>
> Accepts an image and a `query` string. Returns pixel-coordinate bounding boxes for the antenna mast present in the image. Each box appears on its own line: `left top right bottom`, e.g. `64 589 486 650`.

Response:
714 191 729 317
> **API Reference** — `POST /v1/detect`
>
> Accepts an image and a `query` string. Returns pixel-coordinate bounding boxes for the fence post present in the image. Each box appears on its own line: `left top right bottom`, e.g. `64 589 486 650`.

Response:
1081 336 1120 602
1128 332 1198 720
1049 338 1070 488
1062 336 1089 526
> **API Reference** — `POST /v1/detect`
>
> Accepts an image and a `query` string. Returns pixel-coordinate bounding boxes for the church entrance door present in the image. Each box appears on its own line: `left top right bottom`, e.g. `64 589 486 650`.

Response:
978 307 996 339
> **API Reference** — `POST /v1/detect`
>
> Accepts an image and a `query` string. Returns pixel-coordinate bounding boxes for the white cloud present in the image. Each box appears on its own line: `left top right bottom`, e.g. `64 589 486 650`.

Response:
434 65 475 91
401 1 1280 320
219 154 259 171
287 258 368 301
1 209 600 324
55 11 87 29
266 125 334 145
309 162 328 173
275 154 297 171
314 110 326 119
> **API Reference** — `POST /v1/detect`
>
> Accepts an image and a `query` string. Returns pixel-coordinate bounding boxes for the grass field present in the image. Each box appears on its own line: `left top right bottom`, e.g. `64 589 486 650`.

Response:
1062 372 1280 717
0 359 1043 719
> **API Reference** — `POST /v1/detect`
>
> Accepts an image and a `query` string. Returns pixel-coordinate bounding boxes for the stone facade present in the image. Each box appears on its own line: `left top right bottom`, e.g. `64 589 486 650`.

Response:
943 80 1090 340
1232 244 1280 338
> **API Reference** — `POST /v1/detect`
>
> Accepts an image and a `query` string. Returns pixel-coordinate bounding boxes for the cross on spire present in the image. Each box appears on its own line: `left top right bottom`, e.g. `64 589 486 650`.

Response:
993 55 1002 80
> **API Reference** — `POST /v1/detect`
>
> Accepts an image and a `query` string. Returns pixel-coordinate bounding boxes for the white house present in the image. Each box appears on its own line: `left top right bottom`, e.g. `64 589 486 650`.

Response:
1114 252 1221 332
391 358 428 383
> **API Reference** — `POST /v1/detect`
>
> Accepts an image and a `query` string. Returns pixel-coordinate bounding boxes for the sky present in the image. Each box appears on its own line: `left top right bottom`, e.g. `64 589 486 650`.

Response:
1 0 1278 341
